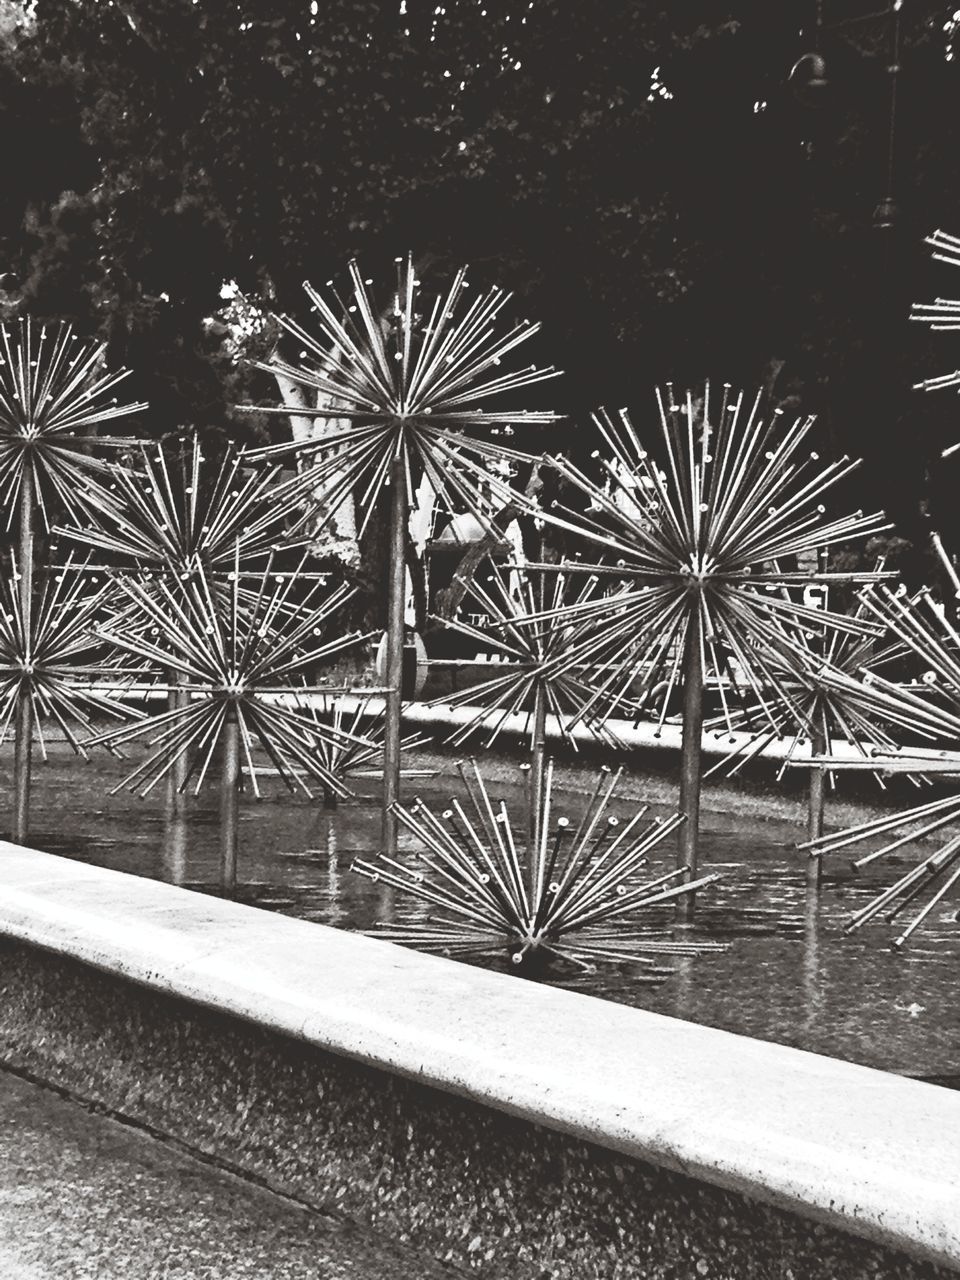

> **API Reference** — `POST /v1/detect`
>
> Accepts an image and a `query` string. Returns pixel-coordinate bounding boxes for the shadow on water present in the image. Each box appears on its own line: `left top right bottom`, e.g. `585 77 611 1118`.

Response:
9 746 960 1084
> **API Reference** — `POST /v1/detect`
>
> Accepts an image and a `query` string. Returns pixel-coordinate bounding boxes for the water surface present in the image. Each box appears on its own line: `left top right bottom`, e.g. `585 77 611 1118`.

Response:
11 745 960 1081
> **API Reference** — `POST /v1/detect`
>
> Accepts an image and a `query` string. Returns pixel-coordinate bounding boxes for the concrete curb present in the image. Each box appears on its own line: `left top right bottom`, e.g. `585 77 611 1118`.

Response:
0 841 958 1271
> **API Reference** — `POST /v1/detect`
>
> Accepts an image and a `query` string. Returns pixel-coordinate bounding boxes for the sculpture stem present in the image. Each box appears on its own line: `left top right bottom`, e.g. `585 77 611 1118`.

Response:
12 466 34 843
676 616 704 922
528 682 548 900
381 454 407 856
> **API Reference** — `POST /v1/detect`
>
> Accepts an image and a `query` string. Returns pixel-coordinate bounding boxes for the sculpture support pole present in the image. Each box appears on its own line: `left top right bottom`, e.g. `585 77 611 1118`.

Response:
676 615 704 922
13 466 34 843
528 682 547 894
381 455 407 856
220 707 240 896
807 725 826 890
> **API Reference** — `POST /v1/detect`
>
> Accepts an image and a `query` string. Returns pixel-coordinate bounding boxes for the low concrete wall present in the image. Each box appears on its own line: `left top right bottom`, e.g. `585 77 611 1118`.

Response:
0 842 957 1279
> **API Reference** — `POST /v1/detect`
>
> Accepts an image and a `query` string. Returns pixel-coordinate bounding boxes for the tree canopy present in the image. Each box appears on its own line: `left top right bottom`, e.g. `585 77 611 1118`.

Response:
0 0 958 570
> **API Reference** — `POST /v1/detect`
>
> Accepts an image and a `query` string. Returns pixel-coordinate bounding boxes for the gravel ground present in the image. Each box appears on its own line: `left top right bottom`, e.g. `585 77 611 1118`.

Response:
0 1066 462 1280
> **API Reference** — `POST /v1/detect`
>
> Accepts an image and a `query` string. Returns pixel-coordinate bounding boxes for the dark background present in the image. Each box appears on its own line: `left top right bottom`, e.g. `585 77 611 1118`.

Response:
0 0 957 582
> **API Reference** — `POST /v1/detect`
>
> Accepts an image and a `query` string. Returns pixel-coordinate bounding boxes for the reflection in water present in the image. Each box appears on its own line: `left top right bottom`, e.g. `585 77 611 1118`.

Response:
672 953 695 1021
323 815 342 929
803 891 822 1034
161 815 188 886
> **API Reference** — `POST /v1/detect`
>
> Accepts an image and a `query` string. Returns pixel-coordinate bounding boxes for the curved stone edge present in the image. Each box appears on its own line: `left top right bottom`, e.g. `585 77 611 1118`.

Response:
0 841 958 1272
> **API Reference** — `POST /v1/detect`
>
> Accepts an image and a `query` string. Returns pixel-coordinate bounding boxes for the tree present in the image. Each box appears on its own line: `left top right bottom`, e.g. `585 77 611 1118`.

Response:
1 0 958 563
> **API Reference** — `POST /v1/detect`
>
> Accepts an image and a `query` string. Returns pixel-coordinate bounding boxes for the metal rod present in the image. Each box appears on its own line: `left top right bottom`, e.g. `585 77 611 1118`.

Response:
528 682 547 875
12 465 33 842
220 707 240 895
676 616 704 921
381 452 407 855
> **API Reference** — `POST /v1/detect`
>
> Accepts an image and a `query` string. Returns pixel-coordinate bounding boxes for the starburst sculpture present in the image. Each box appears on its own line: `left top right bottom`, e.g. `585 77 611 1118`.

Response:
800 584 960 947
0 318 147 840
354 759 725 970
702 581 926 869
239 254 562 854
57 433 335 812
295 692 431 802
426 562 635 842
503 383 893 903
242 254 561 534
0 553 141 755
60 435 323 574
0 319 147 528
428 563 630 752
88 552 373 890
911 228 960 458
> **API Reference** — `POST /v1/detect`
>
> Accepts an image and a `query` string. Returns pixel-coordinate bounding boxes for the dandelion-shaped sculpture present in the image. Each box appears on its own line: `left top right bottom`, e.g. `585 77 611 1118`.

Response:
911 228 960 458
240 254 561 853
800 584 960 947
427 563 634 843
89 550 373 891
704 579 922 878
0 319 147 839
296 692 431 806
354 759 726 970
58 435 333 808
0 553 143 836
512 383 892 912
0 319 147 531
61 434 326 575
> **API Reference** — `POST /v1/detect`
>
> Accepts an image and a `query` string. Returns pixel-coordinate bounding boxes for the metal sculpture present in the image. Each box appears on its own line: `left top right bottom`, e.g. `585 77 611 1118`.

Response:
704 579 918 879
296 691 431 806
503 383 891 913
911 228 960 458
89 551 372 891
0 553 142 835
58 434 331 811
800 584 960 947
0 319 146 839
240 254 561 854
60 434 322 574
354 759 725 970
427 562 633 844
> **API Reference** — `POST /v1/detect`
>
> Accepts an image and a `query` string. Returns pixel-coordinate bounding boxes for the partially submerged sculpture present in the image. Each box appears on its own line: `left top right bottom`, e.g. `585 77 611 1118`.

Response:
800 584 960 947
354 759 725 971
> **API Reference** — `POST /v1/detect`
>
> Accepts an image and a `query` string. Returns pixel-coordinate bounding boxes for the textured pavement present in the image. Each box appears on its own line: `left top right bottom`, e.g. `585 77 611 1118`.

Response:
0 1067 458 1279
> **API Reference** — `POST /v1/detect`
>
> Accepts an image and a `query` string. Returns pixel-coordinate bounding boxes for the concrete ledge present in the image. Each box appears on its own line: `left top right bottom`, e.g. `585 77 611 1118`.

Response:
1 841 959 1276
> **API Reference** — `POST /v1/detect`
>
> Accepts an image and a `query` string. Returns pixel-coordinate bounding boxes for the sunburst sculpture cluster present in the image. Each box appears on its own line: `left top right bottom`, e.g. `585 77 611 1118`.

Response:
0 319 146 839
800 584 960 947
354 759 725 970
489 383 893 904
